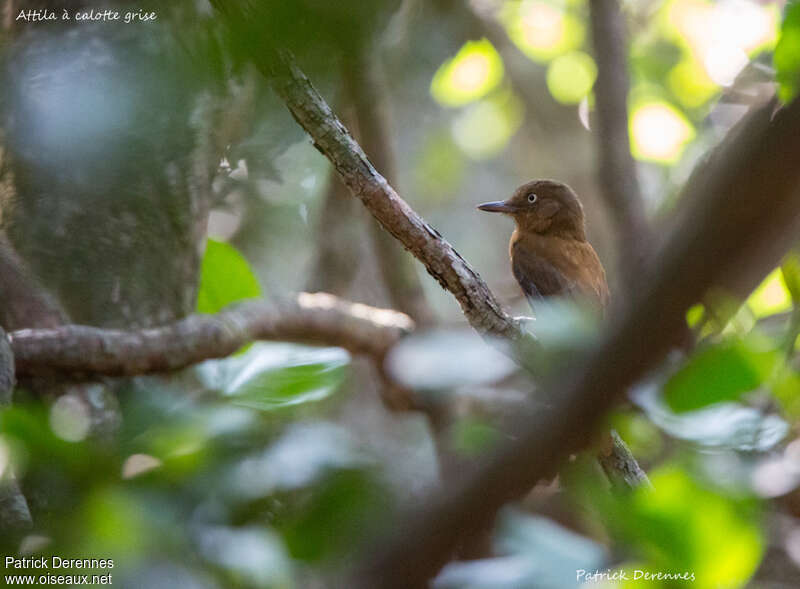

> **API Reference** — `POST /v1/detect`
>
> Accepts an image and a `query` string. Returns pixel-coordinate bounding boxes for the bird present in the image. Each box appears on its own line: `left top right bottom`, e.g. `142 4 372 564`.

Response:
479 180 652 492
477 179 609 315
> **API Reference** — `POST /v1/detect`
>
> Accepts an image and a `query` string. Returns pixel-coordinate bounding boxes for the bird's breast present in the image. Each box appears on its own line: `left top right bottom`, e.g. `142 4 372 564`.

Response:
510 232 609 309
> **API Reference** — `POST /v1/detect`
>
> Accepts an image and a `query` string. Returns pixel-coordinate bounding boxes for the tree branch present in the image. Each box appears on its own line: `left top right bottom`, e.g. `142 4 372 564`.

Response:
589 0 651 280
11 293 413 378
262 50 522 341
352 95 800 588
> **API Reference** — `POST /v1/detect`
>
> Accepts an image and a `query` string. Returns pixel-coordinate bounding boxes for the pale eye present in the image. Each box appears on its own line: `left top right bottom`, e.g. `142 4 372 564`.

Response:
527 193 537 203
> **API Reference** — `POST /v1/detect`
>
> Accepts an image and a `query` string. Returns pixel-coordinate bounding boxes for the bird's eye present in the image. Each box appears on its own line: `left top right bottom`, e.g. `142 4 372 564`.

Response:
527 193 537 203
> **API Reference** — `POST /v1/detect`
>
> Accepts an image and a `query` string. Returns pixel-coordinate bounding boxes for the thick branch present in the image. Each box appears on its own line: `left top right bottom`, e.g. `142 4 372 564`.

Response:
11 293 413 377
589 0 651 277
353 95 800 588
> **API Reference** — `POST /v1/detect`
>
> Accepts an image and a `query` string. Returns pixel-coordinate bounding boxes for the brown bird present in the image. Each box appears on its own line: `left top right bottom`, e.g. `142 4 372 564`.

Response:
479 181 648 491
478 179 609 314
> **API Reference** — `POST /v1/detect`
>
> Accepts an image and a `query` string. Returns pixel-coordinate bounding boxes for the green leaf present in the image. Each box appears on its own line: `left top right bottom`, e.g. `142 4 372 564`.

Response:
600 467 764 589
280 469 386 562
775 2 800 102
196 239 261 314
197 343 349 412
635 382 788 452
747 268 792 318
781 251 800 303
664 338 778 412
449 417 501 457
435 510 606 589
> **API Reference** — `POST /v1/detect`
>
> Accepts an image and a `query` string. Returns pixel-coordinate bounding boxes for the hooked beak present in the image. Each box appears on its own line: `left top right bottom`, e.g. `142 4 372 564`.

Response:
477 200 514 213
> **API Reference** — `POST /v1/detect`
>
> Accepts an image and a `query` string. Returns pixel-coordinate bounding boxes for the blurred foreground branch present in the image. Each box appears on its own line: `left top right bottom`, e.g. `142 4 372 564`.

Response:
353 95 800 587
11 293 413 378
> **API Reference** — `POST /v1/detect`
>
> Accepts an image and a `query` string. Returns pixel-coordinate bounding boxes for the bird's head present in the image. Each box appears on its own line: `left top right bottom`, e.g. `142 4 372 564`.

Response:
477 179 586 239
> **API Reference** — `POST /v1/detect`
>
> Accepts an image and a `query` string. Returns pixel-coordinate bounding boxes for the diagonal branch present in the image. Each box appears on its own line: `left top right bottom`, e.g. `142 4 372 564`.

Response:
10 293 413 378
260 50 523 341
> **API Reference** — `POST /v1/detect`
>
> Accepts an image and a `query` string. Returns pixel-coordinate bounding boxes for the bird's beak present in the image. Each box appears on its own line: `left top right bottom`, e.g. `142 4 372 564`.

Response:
477 200 513 213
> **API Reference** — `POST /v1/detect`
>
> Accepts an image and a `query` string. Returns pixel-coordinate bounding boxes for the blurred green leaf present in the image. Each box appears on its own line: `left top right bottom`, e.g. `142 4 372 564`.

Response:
634 381 788 452
685 304 705 328
667 58 719 109
775 2 800 102
227 422 369 500
664 338 778 412
773 367 800 417
599 467 764 589
279 469 386 562
449 417 501 456
385 328 517 391
781 251 800 302
747 268 792 318
196 525 294 589
436 510 606 588
196 239 261 314
79 487 151 559
198 343 349 412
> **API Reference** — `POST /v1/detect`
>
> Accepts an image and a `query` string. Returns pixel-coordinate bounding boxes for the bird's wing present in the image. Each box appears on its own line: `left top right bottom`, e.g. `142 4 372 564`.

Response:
511 249 579 305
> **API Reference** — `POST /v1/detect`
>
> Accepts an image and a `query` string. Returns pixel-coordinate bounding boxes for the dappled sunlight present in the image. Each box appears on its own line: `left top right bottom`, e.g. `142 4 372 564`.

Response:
747 268 792 318
630 102 695 163
667 0 776 86
431 39 504 107
501 0 584 62
546 51 597 104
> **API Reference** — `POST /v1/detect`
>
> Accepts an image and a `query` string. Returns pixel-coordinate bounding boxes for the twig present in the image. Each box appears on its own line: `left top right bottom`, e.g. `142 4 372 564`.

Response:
11 293 413 377
598 430 653 492
351 94 800 588
589 0 651 281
